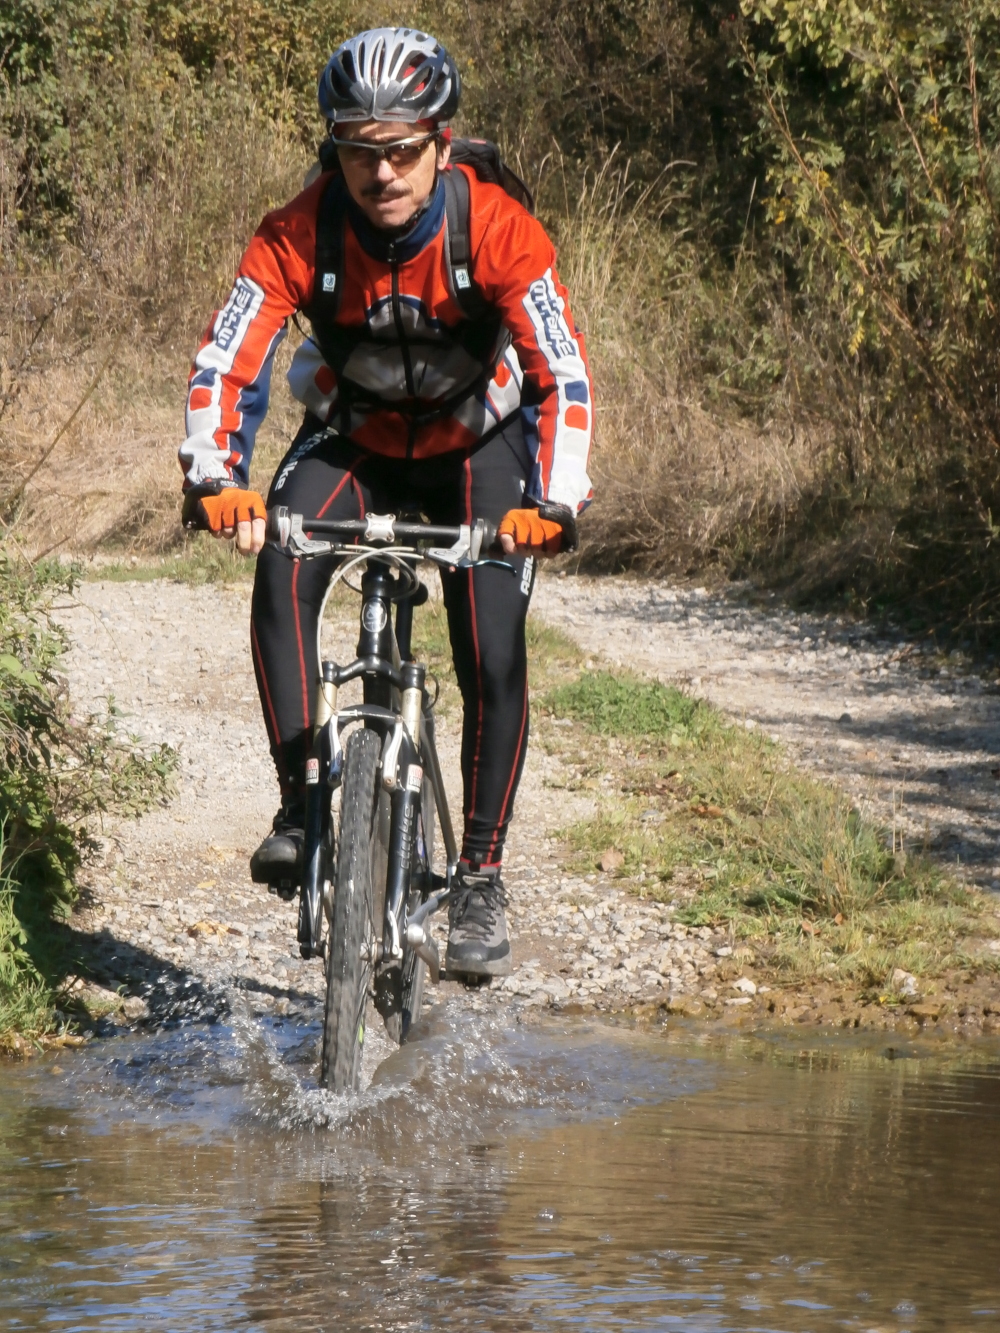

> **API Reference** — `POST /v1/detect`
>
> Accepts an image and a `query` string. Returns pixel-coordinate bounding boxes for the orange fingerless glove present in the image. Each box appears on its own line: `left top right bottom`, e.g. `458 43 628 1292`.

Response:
183 486 266 533
498 508 564 554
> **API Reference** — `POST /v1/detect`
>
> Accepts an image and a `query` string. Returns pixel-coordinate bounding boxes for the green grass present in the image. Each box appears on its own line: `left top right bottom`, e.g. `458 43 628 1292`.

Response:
87 538 256 585
547 670 718 742
548 670 993 988
0 868 53 1042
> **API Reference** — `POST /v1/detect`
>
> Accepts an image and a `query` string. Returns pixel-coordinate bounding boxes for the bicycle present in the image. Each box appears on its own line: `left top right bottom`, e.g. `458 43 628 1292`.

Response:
264 505 511 1092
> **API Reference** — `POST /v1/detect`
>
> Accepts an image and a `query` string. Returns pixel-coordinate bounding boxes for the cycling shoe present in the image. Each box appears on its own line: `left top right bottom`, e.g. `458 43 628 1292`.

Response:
250 806 304 886
445 866 511 981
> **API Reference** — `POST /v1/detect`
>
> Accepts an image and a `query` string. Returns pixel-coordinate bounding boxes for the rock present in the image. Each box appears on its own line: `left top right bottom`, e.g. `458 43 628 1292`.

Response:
725 996 752 1007
732 976 757 995
121 996 149 1020
906 1002 943 1023
891 968 919 998
665 995 705 1017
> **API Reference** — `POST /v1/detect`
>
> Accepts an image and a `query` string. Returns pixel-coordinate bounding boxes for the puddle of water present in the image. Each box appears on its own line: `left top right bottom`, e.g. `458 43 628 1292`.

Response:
1 1004 999 1331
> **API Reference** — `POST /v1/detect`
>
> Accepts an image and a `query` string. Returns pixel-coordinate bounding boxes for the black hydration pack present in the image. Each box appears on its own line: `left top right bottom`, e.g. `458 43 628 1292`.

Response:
302 138 534 429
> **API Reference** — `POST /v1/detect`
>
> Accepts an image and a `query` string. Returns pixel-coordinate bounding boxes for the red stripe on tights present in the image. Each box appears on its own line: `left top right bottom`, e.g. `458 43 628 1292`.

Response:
463 454 484 828
291 559 310 729
486 674 528 864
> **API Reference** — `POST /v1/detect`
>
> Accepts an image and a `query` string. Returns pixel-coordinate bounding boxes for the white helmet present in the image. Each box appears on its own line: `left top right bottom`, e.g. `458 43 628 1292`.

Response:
319 28 460 124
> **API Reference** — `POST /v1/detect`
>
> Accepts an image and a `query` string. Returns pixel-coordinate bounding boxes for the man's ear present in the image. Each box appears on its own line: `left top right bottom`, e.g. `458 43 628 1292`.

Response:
436 138 452 170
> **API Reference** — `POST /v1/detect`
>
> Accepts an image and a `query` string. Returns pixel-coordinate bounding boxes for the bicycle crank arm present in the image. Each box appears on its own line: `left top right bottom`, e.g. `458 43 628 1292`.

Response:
404 921 440 985
406 887 450 929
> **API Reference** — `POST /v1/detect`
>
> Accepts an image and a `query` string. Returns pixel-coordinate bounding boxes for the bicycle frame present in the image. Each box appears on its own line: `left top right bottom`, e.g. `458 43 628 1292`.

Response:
295 547 458 987
264 504 512 997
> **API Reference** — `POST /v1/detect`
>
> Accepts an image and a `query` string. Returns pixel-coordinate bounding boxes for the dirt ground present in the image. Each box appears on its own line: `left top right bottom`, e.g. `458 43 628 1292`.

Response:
54 567 1000 1043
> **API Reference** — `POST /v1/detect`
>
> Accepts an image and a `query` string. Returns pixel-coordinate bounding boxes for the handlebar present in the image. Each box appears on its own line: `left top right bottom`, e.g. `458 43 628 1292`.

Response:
267 506 500 564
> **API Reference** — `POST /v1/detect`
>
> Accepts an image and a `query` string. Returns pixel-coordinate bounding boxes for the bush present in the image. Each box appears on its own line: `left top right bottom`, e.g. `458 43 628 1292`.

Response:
0 549 176 1037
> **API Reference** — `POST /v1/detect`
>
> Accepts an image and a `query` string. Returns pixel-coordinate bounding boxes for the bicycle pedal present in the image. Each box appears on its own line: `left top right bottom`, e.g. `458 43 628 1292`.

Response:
438 968 492 989
267 880 298 902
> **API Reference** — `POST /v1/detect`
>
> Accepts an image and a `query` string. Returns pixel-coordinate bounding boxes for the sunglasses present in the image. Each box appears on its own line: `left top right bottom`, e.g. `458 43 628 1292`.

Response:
331 132 439 170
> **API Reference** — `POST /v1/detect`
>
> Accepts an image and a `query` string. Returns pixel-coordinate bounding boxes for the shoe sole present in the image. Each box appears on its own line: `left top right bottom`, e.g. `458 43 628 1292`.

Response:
444 952 512 982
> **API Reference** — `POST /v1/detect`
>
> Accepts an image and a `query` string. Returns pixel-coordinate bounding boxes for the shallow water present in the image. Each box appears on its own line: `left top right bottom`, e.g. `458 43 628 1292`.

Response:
2 1003 999 1331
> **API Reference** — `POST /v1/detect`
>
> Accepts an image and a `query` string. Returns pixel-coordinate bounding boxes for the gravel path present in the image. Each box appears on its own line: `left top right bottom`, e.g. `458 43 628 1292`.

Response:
535 575 1000 886
55 569 1000 1043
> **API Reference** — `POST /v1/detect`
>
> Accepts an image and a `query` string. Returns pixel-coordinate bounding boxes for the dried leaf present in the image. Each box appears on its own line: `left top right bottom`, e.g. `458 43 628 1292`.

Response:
188 919 228 938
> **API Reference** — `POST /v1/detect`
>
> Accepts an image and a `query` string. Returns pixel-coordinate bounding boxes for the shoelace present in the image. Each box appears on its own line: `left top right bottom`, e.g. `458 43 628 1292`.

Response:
450 878 508 940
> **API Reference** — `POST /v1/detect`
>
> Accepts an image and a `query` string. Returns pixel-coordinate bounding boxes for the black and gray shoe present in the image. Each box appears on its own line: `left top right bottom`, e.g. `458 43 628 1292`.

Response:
250 805 304 889
445 867 511 981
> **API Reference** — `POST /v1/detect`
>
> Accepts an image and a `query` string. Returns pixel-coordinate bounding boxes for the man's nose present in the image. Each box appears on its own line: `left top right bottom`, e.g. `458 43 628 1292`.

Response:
374 156 397 184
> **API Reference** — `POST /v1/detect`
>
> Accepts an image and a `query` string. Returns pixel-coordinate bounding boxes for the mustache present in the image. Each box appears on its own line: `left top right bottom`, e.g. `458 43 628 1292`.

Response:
361 181 411 200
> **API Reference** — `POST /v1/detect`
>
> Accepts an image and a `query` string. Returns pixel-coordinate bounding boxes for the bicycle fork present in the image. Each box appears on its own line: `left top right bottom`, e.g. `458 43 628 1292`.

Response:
379 661 425 964
297 662 339 960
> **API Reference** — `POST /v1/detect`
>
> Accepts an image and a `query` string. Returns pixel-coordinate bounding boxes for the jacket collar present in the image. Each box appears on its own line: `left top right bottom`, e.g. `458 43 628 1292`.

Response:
344 176 446 263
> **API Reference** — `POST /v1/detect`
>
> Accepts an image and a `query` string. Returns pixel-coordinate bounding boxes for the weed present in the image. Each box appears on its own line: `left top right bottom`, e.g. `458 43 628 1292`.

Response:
547 670 716 741
88 539 257 585
550 669 987 985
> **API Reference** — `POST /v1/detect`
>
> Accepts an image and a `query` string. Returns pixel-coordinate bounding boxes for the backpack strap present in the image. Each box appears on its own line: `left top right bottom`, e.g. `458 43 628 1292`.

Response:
443 167 491 322
309 174 346 319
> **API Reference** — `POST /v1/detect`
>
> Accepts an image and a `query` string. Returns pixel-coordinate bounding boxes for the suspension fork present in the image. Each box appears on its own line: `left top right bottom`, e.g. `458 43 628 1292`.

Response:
381 661 425 962
298 661 337 960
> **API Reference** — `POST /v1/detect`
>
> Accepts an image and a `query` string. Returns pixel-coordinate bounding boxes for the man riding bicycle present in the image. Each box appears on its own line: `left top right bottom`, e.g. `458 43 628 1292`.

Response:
179 28 594 982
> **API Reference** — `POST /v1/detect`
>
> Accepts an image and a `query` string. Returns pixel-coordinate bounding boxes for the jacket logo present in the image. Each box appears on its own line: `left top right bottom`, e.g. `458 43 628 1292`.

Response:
322 272 337 293
215 279 259 354
455 267 471 290
527 278 577 359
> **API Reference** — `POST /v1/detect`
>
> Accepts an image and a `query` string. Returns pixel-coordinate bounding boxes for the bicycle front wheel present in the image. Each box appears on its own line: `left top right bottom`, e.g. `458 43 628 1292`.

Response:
320 727 387 1092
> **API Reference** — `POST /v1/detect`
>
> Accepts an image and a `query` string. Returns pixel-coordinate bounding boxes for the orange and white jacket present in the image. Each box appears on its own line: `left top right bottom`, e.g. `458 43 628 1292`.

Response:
181 165 594 513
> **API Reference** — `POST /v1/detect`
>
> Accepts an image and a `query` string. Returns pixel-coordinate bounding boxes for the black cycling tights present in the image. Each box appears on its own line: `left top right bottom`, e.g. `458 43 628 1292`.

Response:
250 415 537 870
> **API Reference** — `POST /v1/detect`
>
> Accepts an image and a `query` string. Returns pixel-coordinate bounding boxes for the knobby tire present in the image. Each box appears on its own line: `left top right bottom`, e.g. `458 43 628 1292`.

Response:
320 727 387 1092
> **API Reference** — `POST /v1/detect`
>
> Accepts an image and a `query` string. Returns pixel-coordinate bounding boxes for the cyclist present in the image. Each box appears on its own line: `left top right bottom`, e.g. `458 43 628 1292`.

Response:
179 28 594 982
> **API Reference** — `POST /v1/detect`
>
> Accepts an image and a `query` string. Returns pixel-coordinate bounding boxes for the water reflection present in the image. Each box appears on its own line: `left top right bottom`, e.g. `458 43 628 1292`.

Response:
1 1007 998 1331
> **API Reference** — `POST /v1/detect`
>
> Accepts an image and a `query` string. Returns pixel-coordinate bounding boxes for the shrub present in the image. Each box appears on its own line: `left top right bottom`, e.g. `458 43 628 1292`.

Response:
0 549 176 1036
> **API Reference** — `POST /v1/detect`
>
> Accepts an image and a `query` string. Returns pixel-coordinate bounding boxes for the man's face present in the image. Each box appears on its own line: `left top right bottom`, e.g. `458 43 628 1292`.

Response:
336 119 451 230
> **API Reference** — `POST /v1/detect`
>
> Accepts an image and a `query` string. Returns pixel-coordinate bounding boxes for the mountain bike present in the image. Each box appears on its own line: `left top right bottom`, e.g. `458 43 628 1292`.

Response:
265 505 509 1092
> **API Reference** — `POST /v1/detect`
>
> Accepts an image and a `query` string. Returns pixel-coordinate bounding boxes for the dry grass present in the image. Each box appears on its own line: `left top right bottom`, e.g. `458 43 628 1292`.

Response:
1 147 833 567
0 75 311 558
0 332 305 558
538 160 823 576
